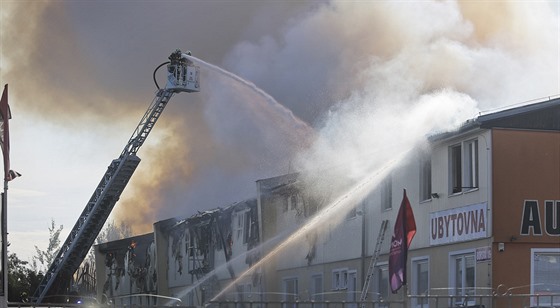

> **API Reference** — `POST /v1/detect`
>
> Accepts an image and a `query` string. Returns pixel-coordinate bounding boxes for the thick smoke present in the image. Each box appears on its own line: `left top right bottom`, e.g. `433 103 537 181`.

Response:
1 1 559 238
225 0 559 198
1 1 317 234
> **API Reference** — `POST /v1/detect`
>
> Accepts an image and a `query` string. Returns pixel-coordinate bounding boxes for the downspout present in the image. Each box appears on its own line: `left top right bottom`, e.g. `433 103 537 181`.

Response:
360 201 367 292
256 180 265 302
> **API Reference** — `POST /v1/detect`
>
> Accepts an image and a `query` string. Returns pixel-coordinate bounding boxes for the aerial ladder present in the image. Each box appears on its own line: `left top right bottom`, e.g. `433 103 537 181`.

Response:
32 49 200 303
360 219 388 307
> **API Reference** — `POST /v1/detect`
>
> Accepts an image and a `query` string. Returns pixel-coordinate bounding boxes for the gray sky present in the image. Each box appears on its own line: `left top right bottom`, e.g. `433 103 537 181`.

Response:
1 0 558 261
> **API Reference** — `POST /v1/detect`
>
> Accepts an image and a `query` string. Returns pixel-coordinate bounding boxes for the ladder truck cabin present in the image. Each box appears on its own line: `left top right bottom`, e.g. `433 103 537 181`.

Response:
32 50 200 303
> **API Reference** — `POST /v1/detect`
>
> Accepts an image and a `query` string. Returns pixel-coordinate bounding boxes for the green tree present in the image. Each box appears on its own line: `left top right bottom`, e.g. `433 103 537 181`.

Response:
8 252 42 302
32 218 63 274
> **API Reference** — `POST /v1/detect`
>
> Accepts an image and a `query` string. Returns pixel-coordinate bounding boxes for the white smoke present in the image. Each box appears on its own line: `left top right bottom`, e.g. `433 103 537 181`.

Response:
2 1 558 250
223 0 559 194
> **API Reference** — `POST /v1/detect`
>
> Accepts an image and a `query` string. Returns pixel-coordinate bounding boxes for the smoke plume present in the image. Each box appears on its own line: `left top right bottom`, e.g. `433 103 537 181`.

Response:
1 1 558 236
225 0 559 200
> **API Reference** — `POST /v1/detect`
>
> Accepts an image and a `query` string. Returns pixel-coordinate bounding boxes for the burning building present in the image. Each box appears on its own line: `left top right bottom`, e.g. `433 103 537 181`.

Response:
95 233 157 306
95 199 260 306
253 96 560 307
94 97 560 307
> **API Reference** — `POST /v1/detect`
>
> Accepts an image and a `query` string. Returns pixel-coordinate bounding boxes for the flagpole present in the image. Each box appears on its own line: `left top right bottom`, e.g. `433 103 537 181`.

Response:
0 84 10 308
1 181 7 308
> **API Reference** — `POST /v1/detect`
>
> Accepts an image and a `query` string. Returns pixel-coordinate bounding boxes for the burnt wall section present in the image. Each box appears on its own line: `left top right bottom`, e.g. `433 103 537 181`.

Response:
95 233 156 306
152 198 260 305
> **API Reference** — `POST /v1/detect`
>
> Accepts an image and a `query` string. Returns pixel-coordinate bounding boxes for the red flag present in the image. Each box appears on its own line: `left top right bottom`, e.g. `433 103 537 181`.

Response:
389 189 416 293
0 84 12 181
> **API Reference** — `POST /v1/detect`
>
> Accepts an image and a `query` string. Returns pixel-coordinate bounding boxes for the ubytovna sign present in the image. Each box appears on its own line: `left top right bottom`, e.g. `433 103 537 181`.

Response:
430 202 488 245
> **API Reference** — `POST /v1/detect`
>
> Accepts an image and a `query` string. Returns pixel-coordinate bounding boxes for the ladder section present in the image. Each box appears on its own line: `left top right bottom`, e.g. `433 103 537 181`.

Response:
33 154 141 303
34 89 175 303
122 89 174 156
360 219 389 305
31 49 198 303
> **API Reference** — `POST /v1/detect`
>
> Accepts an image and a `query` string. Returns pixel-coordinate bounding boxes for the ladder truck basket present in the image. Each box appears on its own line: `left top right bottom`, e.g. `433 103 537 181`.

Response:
166 49 200 93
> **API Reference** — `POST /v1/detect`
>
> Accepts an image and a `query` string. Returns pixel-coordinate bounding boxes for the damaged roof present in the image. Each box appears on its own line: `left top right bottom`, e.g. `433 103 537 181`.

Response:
430 96 560 142
155 198 257 231
256 172 300 193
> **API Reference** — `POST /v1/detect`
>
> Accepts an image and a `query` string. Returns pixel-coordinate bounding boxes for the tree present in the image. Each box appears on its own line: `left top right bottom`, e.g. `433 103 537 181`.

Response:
97 219 132 243
7 252 42 302
20 216 132 302
32 218 63 274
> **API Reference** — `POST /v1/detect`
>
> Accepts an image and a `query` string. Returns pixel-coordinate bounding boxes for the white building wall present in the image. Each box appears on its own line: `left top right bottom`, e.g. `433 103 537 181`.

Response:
276 193 316 269
428 129 492 240
358 129 493 255
317 213 363 264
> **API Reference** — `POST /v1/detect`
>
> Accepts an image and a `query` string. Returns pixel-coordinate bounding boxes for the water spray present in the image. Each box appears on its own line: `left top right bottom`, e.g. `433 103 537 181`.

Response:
211 148 412 301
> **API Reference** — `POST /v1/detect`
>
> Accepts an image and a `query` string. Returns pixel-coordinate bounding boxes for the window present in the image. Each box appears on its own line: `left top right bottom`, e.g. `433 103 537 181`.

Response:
243 211 252 244
450 252 475 306
332 268 348 290
381 175 392 211
310 274 324 307
450 144 462 194
373 263 389 301
419 152 432 201
531 249 560 307
449 139 479 194
290 194 298 210
464 139 478 190
346 271 358 308
235 211 244 241
412 257 430 308
283 196 289 212
283 277 299 307
235 210 251 244
283 194 298 212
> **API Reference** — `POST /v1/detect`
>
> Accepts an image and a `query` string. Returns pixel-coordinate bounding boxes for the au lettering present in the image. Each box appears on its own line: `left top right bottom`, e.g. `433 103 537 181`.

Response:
520 200 560 236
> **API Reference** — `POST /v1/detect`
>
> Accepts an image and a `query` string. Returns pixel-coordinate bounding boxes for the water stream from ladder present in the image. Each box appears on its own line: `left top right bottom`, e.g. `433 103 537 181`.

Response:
165 57 412 304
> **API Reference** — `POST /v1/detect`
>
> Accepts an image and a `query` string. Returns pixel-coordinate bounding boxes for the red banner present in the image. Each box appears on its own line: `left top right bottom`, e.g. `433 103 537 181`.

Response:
0 84 10 182
389 189 416 293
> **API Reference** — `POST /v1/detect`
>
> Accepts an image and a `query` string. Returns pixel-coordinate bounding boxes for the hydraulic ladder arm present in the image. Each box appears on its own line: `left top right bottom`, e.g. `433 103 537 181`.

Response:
33 50 200 303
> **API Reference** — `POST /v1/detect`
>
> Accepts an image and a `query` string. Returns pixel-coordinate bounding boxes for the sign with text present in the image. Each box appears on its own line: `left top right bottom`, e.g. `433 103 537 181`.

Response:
430 202 488 245
476 246 492 262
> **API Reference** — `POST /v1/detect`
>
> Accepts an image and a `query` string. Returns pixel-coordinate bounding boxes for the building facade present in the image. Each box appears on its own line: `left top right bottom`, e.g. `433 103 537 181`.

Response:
94 98 560 307
95 199 260 306
253 98 560 307
95 233 157 306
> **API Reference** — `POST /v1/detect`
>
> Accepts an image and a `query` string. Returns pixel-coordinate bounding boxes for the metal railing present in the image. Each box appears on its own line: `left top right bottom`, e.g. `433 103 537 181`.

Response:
206 292 560 308
7 291 559 308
